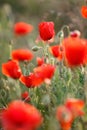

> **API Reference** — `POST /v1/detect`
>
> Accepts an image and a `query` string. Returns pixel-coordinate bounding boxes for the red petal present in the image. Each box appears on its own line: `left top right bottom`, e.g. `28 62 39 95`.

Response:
39 21 55 41
65 98 85 117
12 49 33 61
2 60 22 79
20 73 44 88
34 64 55 80
14 22 33 36
63 37 87 66
81 6 87 18
56 105 73 130
1 100 43 130
36 57 44 66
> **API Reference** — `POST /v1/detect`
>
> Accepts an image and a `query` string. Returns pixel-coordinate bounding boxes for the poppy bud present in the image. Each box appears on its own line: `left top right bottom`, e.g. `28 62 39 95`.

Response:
39 21 55 41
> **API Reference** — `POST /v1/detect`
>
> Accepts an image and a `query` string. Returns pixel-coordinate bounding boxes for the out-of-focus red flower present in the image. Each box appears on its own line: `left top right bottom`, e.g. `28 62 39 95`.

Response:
12 49 33 61
49 45 63 60
81 6 87 18
14 22 33 36
34 64 55 80
39 21 55 41
56 105 73 130
1 100 43 130
62 37 87 67
36 57 44 66
20 64 55 87
20 73 44 88
21 91 30 101
2 60 22 79
65 98 85 118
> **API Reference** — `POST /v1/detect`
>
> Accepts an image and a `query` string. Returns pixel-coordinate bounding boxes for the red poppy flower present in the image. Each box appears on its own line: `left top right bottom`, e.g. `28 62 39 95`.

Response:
81 6 87 18
65 98 85 118
14 22 33 36
2 60 22 79
12 49 33 61
56 105 73 130
20 72 44 88
49 45 63 60
39 21 55 41
21 91 30 101
62 37 87 67
20 64 55 87
1 100 43 130
36 57 44 66
34 64 55 80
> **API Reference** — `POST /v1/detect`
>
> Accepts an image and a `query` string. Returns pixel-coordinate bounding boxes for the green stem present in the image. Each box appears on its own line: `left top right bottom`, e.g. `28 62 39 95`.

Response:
9 40 13 59
61 25 70 37
1 97 7 107
15 80 21 99
79 117 85 130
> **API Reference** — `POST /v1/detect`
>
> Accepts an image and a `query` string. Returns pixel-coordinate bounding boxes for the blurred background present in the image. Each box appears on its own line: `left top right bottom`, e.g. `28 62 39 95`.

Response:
0 0 87 74
0 0 86 33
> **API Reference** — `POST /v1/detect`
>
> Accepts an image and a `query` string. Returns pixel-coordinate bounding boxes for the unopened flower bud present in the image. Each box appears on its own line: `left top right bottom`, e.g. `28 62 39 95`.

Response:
32 46 41 51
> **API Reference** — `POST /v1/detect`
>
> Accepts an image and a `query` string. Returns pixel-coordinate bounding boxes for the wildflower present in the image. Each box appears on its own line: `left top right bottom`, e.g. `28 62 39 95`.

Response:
56 105 73 130
65 98 85 118
36 57 44 66
20 64 55 87
49 45 63 60
20 72 44 88
2 60 22 79
14 22 33 36
1 100 43 130
81 6 87 18
34 64 55 80
62 37 87 67
39 21 55 41
12 49 33 61
21 91 30 101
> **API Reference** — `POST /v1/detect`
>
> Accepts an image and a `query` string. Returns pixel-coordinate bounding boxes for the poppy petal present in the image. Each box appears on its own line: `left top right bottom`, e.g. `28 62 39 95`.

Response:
2 60 22 79
12 49 33 61
14 22 33 36
39 21 55 41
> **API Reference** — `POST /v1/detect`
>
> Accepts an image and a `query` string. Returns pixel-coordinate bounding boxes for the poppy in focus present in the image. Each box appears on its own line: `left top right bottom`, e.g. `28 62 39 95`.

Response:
56 105 73 130
39 21 55 41
12 49 33 61
62 37 87 67
2 60 22 79
14 22 33 36
1 100 43 130
65 98 85 118
81 6 87 18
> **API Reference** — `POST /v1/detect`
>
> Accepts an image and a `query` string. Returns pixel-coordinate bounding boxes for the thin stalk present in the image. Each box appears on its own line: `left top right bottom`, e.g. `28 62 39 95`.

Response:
9 40 13 60
61 25 70 37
